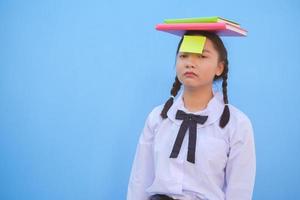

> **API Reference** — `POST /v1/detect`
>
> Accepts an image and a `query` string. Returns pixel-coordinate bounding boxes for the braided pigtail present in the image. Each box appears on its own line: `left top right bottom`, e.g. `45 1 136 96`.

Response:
219 59 230 128
160 76 182 118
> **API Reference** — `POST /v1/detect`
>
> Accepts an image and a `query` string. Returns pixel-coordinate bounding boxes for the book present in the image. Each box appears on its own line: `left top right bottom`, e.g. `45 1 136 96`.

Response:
164 16 240 28
155 22 247 37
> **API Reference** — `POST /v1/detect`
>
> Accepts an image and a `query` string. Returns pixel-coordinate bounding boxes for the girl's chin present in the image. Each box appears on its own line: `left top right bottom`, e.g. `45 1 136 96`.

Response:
182 80 200 87
182 84 201 89
182 82 211 90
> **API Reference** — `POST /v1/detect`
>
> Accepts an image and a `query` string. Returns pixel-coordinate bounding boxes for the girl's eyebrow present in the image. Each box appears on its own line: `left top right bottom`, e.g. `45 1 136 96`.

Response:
203 49 211 54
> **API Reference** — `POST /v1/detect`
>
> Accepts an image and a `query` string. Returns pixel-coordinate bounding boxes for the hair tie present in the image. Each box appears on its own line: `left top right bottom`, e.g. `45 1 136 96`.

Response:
170 95 175 99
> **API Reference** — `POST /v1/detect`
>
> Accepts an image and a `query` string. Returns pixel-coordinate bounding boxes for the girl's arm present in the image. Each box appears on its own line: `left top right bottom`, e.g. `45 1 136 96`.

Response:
127 107 160 200
224 116 256 200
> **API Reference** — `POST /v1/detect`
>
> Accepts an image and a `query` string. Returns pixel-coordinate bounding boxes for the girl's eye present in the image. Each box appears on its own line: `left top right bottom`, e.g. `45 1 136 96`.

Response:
198 54 207 58
179 54 187 58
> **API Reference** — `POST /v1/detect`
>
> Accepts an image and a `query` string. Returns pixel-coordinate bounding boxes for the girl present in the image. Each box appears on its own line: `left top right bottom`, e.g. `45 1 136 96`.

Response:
127 30 256 200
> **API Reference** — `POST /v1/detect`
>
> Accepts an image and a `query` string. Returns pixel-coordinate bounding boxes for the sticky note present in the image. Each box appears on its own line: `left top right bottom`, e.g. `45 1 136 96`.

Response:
179 35 206 54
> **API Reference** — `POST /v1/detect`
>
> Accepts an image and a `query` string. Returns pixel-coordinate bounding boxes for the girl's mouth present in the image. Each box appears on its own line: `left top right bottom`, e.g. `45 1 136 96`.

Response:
184 72 197 77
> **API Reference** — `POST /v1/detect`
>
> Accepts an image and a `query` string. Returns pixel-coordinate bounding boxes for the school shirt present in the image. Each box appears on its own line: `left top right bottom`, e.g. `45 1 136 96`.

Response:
127 90 256 200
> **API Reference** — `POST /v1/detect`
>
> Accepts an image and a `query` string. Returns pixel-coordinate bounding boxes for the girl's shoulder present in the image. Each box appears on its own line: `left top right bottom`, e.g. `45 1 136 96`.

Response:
226 104 254 141
227 104 252 126
213 91 252 126
145 104 164 132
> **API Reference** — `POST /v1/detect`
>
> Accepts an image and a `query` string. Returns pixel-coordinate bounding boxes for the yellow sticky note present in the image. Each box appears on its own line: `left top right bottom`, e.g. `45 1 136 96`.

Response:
179 35 206 54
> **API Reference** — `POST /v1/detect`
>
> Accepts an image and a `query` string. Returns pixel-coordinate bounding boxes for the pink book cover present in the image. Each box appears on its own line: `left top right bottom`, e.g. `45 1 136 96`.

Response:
155 22 247 37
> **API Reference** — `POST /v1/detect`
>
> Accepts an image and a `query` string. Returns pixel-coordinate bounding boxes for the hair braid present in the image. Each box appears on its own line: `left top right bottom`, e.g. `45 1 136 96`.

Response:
160 76 182 118
219 59 230 128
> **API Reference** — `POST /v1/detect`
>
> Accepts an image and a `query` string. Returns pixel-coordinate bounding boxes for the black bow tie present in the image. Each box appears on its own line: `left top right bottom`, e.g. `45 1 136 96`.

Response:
169 110 208 163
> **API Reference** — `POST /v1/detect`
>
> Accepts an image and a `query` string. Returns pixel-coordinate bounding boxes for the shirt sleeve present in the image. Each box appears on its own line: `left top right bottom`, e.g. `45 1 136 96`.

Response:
127 107 161 200
225 116 256 200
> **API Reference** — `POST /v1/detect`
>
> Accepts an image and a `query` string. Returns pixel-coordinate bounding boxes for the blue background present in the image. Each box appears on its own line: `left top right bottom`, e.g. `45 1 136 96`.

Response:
1 0 299 199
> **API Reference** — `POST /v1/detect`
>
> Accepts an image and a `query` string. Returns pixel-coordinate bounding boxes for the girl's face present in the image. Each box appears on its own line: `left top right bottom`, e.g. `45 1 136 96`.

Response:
176 37 224 89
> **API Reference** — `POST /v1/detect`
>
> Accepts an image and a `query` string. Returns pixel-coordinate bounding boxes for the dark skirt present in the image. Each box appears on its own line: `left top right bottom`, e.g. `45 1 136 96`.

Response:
149 194 176 200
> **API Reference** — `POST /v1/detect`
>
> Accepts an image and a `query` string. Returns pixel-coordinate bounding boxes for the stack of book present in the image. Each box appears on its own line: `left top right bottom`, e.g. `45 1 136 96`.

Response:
155 16 247 36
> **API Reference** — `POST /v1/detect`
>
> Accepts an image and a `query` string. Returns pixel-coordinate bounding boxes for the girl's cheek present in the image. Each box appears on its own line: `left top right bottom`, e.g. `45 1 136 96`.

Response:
175 65 181 73
176 64 185 74
177 60 185 67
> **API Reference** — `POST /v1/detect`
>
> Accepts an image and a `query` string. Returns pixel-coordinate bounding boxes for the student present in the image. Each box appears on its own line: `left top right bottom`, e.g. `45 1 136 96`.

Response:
127 19 256 200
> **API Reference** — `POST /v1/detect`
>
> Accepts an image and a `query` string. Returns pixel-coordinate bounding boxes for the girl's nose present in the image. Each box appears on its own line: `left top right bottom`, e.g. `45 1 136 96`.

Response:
185 54 198 68
185 58 196 68
185 64 195 69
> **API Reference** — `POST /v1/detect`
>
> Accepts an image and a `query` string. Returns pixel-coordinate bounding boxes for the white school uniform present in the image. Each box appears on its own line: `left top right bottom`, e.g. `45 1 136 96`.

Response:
127 90 256 200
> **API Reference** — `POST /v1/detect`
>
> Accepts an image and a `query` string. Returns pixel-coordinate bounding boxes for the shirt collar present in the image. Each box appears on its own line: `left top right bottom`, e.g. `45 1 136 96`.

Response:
167 90 225 127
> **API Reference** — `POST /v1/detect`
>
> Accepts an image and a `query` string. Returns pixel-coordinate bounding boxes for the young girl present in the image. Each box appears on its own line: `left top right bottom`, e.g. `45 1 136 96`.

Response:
127 29 256 200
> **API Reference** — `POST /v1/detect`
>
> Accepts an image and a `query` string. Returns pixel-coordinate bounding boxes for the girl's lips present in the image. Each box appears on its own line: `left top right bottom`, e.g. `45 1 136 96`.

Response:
184 72 197 77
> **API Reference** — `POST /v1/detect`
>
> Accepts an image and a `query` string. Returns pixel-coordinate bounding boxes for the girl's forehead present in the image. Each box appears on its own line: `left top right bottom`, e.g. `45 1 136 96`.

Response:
203 39 218 54
203 38 214 49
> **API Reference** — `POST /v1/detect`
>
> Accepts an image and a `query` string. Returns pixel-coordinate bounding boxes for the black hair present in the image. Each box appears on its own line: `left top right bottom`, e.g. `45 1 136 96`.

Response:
160 30 230 128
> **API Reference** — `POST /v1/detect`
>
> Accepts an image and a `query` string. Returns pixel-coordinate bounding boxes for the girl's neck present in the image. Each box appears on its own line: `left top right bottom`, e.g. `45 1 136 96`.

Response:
182 86 214 112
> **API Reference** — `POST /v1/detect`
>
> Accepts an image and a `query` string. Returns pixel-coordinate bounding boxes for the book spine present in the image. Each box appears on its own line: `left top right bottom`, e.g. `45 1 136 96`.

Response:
156 23 226 31
164 17 217 24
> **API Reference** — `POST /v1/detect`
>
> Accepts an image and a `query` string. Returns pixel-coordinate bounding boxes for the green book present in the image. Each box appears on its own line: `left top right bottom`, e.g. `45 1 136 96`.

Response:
164 16 240 27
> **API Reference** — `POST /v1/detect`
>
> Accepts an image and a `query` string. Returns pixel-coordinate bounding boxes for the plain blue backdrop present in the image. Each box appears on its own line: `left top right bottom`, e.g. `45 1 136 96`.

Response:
1 0 299 199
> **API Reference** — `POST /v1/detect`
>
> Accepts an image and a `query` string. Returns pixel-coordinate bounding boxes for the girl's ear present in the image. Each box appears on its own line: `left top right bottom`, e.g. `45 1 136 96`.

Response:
216 61 225 76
